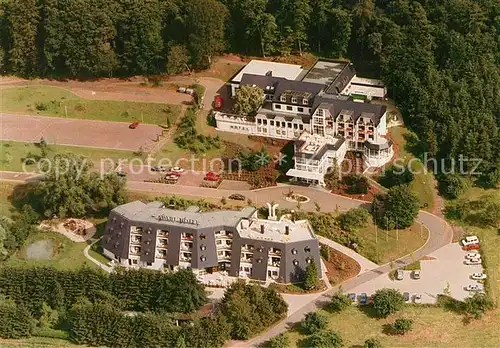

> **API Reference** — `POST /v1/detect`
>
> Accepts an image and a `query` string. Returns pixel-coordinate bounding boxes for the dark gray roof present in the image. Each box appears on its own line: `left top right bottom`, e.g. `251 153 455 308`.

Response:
312 97 387 126
325 63 356 94
240 74 283 93
272 79 324 104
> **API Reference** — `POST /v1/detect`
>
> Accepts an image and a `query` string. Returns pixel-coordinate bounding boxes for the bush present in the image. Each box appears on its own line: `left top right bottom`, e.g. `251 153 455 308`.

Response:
338 208 370 232
364 337 383 348
301 312 328 334
342 174 369 194
372 185 420 229
438 173 470 199
380 165 414 188
267 333 289 348
174 107 221 154
463 293 494 319
308 329 343 348
329 292 351 312
35 102 47 111
393 318 413 335
372 288 405 318
304 259 320 290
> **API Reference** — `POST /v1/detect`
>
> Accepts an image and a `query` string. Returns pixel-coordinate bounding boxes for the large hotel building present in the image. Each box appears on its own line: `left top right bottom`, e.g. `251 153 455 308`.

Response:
215 59 394 185
102 201 322 284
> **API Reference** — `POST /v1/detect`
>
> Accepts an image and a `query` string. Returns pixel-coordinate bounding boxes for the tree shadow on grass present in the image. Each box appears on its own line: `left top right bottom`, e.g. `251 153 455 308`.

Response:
357 304 380 319
403 132 425 160
382 323 396 335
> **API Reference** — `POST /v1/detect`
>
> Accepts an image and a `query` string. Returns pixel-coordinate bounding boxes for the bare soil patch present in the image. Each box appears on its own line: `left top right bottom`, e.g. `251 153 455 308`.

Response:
322 246 361 285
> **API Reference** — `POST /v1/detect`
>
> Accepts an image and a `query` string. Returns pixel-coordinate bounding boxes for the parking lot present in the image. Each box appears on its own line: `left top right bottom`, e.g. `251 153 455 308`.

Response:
347 243 484 304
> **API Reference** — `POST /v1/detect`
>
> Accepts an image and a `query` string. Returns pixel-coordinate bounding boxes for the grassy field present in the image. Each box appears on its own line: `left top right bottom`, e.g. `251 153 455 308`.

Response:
386 126 435 212
0 140 137 172
0 336 79 347
356 222 429 264
2 230 96 270
1 86 181 124
283 305 500 348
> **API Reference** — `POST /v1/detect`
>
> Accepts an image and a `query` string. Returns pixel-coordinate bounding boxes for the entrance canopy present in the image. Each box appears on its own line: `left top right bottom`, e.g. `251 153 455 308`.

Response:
286 169 324 181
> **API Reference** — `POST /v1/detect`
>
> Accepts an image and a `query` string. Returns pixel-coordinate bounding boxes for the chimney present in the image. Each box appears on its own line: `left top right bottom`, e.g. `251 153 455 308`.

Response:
285 226 290 235
260 224 265 234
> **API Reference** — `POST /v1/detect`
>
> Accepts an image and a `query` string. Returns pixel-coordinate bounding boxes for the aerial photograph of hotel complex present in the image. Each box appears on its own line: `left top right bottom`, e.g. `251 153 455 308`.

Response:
0 0 498 347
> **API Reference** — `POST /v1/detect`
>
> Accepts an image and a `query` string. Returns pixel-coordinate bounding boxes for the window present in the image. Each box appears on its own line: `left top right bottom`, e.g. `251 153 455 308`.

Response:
286 106 293 111
147 262 152 266
299 124 304 130
275 104 281 109
287 122 292 128
281 122 286 127
304 246 311 253
280 95 286 102
306 257 312 264
303 98 308 105
270 120 274 126
293 259 299 266
263 119 267 125
200 234 206 240
200 256 206 262
132 259 138 265
291 97 297 104
257 119 262 124
200 245 206 251
317 109 324 116
298 107 304 113
257 258 263 263
291 248 298 255
294 124 298 129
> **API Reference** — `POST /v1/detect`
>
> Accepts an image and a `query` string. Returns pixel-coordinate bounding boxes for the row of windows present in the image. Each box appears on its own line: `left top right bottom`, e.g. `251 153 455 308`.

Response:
257 119 305 130
229 125 250 131
275 104 305 112
280 95 309 105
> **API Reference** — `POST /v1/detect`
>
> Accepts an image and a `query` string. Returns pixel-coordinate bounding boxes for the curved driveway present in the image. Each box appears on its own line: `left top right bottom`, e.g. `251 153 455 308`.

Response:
127 181 453 347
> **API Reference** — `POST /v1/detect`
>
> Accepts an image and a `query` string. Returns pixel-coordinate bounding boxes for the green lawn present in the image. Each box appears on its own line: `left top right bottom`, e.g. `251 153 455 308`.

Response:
283 305 500 348
0 140 137 172
352 222 428 264
0 336 79 347
1 86 181 124
2 230 97 270
386 126 435 212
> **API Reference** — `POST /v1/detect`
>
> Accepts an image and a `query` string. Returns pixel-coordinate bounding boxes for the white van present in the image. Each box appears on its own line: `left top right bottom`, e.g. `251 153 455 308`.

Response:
461 235 479 246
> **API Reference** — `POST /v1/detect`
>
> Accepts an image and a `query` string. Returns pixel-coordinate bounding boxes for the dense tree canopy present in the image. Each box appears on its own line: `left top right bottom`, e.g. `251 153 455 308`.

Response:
0 0 498 168
372 185 420 229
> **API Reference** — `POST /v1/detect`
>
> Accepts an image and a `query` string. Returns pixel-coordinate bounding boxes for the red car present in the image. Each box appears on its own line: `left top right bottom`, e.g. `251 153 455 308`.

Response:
204 171 220 181
214 95 223 109
129 121 140 129
463 244 480 251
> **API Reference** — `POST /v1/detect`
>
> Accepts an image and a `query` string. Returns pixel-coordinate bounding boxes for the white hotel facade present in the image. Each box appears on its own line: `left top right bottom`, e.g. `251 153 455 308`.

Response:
215 59 394 186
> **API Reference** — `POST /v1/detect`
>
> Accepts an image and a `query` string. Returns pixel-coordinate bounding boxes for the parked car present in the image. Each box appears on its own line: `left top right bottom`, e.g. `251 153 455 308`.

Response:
471 273 487 280
129 121 140 129
177 87 186 93
348 293 356 302
403 292 410 302
359 293 368 305
465 258 482 265
185 88 194 95
396 269 404 280
151 166 168 172
204 171 220 181
461 235 480 246
165 174 179 181
412 270 421 279
463 244 480 251
229 193 246 201
214 95 223 109
465 284 484 292
465 252 480 259
413 294 422 304
171 167 185 174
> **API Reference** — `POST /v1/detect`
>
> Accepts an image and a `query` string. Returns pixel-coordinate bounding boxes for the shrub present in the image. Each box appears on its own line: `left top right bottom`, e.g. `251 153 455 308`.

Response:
463 293 494 319
267 333 289 348
393 318 413 335
35 102 47 111
380 165 414 188
329 292 351 312
301 312 328 334
308 329 343 348
438 173 470 199
342 174 369 194
304 259 320 290
338 208 370 232
364 337 383 348
372 288 405 318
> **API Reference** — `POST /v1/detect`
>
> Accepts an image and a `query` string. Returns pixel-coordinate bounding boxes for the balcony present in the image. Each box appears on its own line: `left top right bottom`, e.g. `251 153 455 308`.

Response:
181 233 194 241
130 246 141 255
130 227 143 235
215 231 233 239
240 257 253 263
218 253 231 261
241 246 254 253
130 237 142 245
180 243 193 251
157 230 169 237
180 256 192 262
156 251 168 259
269 248 281 256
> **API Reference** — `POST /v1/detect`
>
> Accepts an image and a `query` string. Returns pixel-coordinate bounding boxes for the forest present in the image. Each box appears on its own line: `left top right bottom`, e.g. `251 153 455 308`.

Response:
0 0 499 173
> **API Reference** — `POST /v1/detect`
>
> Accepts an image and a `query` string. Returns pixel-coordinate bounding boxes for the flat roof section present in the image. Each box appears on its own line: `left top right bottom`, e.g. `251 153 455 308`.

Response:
231 60 305 83
236 218 316 243
301 60 350 86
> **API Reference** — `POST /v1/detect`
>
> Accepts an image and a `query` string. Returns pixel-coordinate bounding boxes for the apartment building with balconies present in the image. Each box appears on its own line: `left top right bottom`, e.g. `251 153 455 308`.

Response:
102 201 322 284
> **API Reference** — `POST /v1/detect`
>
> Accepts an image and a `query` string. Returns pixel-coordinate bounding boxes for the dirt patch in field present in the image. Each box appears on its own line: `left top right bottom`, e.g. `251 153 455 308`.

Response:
24 239 55 260
322 247 361 285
